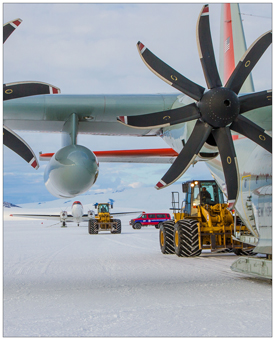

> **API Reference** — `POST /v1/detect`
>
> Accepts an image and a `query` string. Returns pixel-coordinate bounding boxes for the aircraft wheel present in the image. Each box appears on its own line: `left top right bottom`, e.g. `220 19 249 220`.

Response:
134 222 142 229
111 219 122 234
174 219 201 257
159 220 175 254
88 219 98 234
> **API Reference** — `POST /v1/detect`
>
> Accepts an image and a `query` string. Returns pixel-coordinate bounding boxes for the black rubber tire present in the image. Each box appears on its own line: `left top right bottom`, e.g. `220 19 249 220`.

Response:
233 248 257 256
88 219 98 234
134 222 142 230
159 220 175 254
155 223 162 229
174 219 201 257
111 219 122 234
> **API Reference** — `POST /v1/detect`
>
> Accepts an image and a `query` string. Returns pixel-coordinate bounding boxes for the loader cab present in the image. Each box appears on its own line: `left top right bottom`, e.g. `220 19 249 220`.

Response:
183 180 224 216
97 203 110 214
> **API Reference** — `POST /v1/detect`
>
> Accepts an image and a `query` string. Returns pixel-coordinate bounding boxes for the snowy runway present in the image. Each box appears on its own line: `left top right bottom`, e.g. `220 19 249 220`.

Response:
4 215 272 337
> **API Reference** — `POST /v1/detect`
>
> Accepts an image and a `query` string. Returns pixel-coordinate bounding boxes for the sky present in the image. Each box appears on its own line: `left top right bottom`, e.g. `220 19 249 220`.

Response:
3 2 272 204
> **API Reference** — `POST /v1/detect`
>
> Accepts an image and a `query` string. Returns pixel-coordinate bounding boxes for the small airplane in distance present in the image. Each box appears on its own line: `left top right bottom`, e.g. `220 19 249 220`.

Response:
10 201 94 227
10 200 141 227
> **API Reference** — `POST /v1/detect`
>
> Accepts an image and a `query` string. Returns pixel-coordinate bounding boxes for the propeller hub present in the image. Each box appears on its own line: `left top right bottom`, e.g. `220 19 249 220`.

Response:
199 87 240 128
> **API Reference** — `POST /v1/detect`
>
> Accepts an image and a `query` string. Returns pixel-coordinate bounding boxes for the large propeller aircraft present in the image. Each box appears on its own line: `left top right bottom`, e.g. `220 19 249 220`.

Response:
3 4 272 270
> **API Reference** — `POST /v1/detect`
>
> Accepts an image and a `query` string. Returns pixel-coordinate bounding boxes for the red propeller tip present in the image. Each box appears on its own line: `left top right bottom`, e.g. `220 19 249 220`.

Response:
155 180 166 189
138 42 146 53
13 19 22 27
202 4 209 14
118 116 127 124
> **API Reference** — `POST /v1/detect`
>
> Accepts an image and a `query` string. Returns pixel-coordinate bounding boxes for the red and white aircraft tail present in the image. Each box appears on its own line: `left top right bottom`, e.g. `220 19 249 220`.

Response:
219 3 254 92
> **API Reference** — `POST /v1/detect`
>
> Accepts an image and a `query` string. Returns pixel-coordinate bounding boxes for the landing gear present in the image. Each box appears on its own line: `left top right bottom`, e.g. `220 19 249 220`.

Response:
62 221 67 228
159 221 175 254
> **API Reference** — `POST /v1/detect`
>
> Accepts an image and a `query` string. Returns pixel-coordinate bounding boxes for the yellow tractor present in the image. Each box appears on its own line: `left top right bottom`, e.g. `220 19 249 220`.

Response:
88 203 121 234
160 180 255 257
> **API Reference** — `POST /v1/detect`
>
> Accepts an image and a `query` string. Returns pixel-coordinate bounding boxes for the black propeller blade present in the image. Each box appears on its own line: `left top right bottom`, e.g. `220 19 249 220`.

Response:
3 19 60 170
117 4 272 207
3 18 22 43
239 90 272 114
230 115 272 153
137 41 205 101
3 126 39 169
196 4 222 89
117 103 200 129
225 31 272 94
212 128 239 205
4 81 60 101
156 120 212 189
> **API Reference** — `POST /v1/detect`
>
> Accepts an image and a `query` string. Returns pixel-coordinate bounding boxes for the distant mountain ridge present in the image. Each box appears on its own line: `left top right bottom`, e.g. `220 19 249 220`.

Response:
3 202 21 208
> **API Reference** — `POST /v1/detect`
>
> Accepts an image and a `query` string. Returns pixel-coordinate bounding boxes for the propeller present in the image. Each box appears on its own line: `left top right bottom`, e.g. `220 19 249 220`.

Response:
117 4 272 207
3 19 60 169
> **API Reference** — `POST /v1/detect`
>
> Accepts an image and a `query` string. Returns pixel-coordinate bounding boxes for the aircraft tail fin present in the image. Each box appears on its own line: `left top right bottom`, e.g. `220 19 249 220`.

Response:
219 3 255 93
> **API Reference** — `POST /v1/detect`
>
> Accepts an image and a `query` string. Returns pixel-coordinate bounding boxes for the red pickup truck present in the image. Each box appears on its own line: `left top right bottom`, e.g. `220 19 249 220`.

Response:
130 212 171 229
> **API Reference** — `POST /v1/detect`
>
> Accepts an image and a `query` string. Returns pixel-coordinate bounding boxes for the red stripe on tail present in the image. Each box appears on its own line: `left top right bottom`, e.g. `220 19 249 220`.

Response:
224 3 235 84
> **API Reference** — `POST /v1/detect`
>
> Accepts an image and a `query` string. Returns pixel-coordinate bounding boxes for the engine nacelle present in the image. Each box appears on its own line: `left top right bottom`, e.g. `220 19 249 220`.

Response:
44 145 99 198
60 211 67 221
88 210 95 218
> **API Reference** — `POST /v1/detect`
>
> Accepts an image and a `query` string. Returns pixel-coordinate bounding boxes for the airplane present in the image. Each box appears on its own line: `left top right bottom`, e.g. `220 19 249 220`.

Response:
10 200 140 227
10 201 94 227
3 4 272 277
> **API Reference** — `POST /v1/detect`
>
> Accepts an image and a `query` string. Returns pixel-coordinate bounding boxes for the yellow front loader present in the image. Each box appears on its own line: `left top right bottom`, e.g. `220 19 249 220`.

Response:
88 203 121 234
160 180 255 257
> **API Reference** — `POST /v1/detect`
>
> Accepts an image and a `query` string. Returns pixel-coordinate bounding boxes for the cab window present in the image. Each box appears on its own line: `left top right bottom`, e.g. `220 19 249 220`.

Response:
99 204 109 213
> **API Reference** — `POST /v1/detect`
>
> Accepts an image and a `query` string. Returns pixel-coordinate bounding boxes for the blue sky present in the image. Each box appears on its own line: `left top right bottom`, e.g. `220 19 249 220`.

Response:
3 3 272 204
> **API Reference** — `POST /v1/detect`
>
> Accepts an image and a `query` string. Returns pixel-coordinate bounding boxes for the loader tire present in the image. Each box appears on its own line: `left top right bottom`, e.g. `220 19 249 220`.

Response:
88 219 98 234
233 248 257 256
174 219 201 257
111 219 122 234
159 220 175 254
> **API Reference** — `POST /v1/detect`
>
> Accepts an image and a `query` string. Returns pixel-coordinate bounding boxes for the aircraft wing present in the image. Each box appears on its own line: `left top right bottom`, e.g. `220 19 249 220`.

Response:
10 213 74 222
81 211 142 222
40 148 178 164
111 211 143 216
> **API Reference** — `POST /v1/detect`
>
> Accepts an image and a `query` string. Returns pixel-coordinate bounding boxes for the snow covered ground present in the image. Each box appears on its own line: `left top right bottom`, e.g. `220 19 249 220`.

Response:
3 187 272 337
